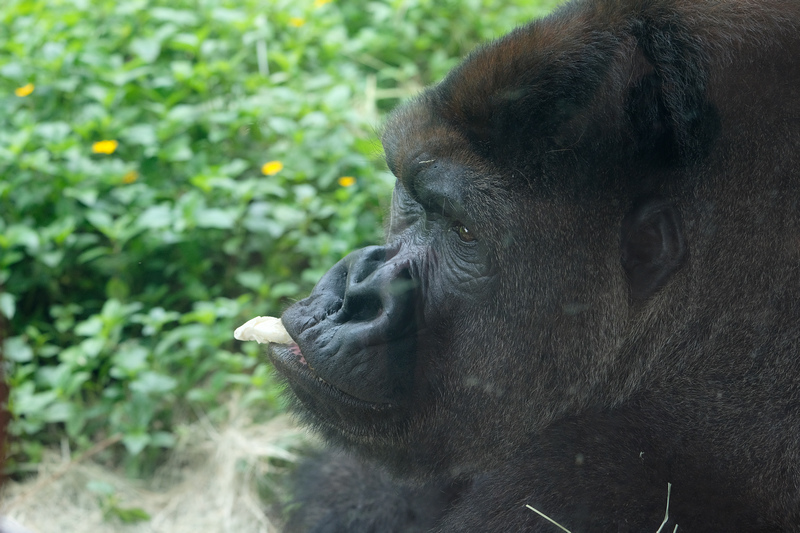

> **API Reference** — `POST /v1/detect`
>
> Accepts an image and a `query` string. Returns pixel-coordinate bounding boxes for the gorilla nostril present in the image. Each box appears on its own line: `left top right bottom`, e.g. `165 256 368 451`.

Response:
342 292 383 322
336 246 418 326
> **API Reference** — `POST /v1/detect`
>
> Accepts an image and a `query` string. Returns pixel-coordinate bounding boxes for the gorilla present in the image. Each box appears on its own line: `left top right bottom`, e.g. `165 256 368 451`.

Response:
266 0 800 530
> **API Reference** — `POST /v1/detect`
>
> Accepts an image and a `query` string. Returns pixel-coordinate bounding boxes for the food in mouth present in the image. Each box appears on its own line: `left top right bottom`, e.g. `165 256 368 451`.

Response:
233 316 293 344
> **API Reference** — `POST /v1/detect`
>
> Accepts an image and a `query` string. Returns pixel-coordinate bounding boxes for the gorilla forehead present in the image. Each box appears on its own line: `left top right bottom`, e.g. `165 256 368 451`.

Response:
381 98 483 184
381 61 616 205
381 9 619 173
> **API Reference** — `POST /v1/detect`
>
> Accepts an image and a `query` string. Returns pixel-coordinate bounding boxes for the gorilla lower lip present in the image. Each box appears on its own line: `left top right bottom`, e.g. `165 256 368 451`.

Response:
268 343 391 411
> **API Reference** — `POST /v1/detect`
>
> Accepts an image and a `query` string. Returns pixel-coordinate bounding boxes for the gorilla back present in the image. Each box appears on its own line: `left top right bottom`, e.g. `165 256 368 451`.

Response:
271 0 800 530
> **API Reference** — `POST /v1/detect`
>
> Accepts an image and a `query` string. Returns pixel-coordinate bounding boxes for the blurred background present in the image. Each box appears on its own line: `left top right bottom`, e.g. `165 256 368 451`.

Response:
0 0 559 530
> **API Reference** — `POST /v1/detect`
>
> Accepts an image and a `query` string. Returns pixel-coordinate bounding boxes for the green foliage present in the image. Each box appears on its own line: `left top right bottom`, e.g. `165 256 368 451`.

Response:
0 0 560 475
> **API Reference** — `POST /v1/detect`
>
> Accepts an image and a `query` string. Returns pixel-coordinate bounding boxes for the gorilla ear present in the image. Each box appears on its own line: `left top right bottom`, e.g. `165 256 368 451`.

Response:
620 199 686 301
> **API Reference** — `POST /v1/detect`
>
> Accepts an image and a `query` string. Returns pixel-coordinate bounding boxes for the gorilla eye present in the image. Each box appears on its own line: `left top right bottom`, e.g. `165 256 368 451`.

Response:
453 223 476 243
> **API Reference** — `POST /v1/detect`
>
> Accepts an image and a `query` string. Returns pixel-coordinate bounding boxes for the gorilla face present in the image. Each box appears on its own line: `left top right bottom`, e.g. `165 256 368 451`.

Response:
273 122 685 477
274 157 507 464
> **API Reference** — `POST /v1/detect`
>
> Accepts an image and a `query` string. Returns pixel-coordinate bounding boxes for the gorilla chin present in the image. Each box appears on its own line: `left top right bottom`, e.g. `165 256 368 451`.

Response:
268 0 800 531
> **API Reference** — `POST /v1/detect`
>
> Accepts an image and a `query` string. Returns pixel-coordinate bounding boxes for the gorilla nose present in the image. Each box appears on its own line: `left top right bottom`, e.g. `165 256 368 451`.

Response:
279 244 420 405
339 245 417 336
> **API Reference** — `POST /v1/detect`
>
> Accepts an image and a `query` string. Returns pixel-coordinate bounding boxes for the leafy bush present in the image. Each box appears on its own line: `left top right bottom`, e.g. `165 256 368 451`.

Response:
0 0 559 475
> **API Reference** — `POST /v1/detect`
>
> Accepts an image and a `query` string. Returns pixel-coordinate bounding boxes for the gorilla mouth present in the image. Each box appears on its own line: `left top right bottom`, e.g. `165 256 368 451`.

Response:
268 343 394 412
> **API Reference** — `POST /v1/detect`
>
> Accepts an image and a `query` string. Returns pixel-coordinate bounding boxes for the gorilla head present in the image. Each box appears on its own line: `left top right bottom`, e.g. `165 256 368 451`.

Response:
269 0 800 529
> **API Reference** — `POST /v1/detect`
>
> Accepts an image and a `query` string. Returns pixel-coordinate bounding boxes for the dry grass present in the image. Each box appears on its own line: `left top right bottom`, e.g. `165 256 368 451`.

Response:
1 403 308 533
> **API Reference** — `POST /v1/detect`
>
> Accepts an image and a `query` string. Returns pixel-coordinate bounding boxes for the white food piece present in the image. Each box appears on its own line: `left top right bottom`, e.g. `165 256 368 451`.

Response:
233 316 293 344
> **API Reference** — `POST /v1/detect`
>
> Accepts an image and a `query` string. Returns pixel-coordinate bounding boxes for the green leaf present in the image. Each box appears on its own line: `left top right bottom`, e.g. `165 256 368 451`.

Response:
6 225 41 252
271 282 300 299
4 336 32 362
64 187 99 207
137 204 173 229
79 338 104 358
122 432 150 456
235 271 263 291
42 401 73 423
122 124 158 147
85 210 114 236
130 38 161 63
75 316 103 337
130 372 177 395
39 250 65 268
0 293 15 319
160 137 193 162
111 344 149 376
272 205 306 229
150 7 198 26
77 246 112 264
35 122 72 143
150 431 176 448
110 66 152 86
194 208 237 229
0 62 24 79
210 8 247 23
12 383 57 416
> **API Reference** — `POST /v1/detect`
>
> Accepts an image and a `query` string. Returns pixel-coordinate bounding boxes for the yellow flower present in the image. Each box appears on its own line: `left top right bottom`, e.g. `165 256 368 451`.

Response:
262 160 284 175
92 140 119 155
338 176 356 187
14 83 35 97
313 0 332 7
289 17 305 27
122 170 139 184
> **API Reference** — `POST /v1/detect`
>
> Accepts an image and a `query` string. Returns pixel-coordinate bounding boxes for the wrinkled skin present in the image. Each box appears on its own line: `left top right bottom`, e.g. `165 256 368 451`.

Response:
269 0 800 531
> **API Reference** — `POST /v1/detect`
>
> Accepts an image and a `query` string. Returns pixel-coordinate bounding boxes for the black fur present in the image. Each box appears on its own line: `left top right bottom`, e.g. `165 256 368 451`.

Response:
284 451 464 533
272 0 800 530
